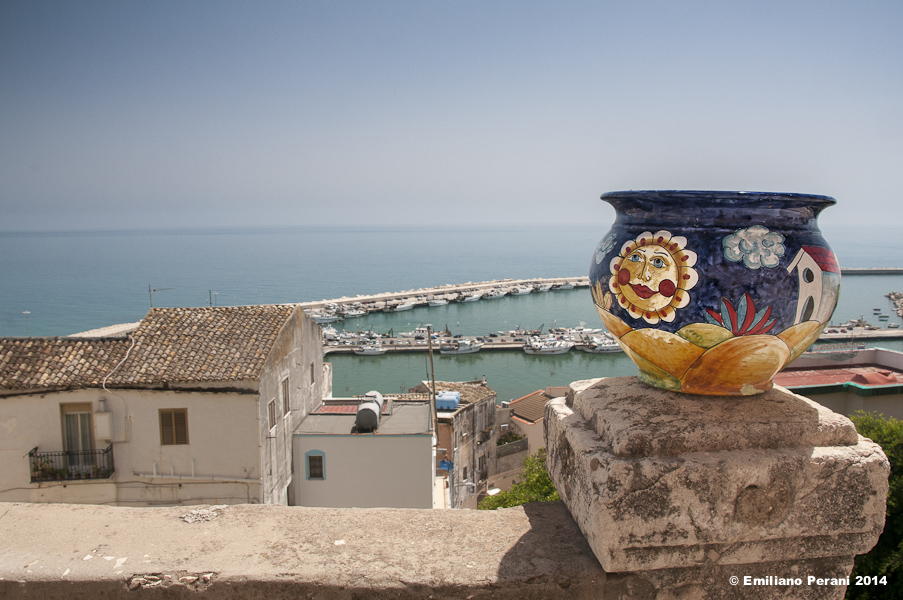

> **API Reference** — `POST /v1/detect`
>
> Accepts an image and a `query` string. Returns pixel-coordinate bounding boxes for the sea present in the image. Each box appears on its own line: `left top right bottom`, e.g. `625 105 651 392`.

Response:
3 223 903 402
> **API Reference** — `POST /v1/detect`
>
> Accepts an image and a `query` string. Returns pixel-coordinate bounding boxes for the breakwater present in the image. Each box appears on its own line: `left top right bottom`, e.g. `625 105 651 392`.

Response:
840 268 903 275
298 276 589 316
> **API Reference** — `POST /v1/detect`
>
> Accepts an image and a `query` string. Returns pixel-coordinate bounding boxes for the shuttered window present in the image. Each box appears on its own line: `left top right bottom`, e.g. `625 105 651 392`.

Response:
268 400 277 429
160 409 189 445
282 378 290 416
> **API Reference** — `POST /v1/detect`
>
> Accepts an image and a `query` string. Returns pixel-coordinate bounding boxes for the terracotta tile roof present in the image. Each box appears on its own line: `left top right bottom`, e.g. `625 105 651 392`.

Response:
108 306 296 385
409 380 497 406
0 338 130 390
509 390 550 424
1 305 296 390
774 365 903 388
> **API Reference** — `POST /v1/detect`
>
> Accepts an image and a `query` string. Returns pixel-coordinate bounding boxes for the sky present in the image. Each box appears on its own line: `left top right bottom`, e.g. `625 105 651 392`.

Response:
1 1 901 231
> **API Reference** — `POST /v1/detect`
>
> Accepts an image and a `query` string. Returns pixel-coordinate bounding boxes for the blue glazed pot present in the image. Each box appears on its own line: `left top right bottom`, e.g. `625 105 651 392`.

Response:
590 190 840 395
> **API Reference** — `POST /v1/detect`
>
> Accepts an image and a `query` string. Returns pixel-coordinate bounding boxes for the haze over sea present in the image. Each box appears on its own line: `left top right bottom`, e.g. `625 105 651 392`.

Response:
3 223 902 400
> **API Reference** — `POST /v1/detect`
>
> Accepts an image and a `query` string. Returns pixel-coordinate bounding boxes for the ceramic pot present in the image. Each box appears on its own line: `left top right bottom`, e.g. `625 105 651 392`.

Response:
590 190 839 396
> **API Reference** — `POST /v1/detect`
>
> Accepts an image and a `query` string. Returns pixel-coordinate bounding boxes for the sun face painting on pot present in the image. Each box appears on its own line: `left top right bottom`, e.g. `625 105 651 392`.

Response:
608 230 699 324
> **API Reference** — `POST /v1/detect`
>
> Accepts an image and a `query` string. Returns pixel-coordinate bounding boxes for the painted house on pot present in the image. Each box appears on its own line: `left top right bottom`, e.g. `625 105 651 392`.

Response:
0 305 329 507
786 245 841 324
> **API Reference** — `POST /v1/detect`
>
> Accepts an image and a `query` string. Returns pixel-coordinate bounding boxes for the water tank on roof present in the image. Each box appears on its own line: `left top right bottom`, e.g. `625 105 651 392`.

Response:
436 390 460 411
356 391 384 432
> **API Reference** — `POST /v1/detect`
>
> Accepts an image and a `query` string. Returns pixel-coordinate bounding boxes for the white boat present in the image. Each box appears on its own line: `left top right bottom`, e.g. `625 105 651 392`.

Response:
439 339 484 355
534 283 552 292
460 291 482 302
342 309 367 318
307 311 343 324
553 323 603 337
485 288 507 300
390 301 415 312
523 338 574 355
578 335 622 353
428 298 449 307
498 327 535 337
400 325 433 339
354 343 386 356
554 282 574 290
510 285 532 295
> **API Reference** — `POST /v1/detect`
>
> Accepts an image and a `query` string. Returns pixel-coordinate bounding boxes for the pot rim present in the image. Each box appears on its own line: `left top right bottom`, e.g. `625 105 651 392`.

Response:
600 190 836 207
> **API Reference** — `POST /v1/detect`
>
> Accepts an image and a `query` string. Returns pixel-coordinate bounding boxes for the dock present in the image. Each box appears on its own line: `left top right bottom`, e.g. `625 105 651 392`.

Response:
819 327 903 342
323 337 527 355
299 276 589 316
840 268 903 275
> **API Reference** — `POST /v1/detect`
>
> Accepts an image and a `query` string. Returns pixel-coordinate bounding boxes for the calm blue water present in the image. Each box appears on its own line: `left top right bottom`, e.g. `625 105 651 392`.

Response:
3 223 903 401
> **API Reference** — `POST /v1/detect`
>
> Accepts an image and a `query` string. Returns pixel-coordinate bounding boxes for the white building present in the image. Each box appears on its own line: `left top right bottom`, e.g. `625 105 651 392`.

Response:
408 379 497 509
0 305 328 506
292 395 435 508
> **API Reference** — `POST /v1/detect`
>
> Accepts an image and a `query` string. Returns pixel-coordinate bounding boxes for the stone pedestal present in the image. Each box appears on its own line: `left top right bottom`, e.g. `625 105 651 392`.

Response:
544 377 889 599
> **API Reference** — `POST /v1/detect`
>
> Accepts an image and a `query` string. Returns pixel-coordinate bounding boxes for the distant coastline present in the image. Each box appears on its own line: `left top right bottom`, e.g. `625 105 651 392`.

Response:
840 268 903 275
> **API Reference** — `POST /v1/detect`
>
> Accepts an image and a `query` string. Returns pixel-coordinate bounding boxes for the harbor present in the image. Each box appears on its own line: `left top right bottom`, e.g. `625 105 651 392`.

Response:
322 324 622 356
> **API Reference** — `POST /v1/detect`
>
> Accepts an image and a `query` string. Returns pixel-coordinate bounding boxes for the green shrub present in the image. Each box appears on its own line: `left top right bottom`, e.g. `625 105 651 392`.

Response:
847 411 902 599
496 430 523 446
478 447 559 510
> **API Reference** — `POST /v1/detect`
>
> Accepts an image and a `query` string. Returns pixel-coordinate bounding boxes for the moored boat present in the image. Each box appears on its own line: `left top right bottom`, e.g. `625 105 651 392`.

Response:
307 310 343 324
400 325 433 339
523 337 574 355
439 338 484 355
389 300 415 312
578 335 623 353
353 343 386 356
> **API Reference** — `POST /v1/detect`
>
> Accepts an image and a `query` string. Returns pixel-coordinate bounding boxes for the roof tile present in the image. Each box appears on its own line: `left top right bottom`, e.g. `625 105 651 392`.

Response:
1 305 296 390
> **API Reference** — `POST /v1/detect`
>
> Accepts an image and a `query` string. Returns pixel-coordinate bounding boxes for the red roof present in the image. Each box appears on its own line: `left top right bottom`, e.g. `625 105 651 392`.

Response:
775 366 902 388
801 246 840 274
509 390 549 424
316 401 391 414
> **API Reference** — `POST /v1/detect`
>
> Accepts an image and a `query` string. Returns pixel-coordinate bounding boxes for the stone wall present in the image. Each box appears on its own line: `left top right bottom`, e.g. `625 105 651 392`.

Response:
544 377 890 600
0 501 605 599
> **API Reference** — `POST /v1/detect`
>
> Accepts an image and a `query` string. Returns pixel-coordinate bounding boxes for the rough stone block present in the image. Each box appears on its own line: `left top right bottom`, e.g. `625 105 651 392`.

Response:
544 377 889 575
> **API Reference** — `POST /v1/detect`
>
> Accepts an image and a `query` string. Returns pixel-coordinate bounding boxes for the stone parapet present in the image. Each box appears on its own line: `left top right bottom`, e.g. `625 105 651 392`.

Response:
0 501 605 599
544 377 889 599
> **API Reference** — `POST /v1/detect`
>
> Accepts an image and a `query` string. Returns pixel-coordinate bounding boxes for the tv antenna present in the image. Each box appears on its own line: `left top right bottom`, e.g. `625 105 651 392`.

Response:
149 285 172 307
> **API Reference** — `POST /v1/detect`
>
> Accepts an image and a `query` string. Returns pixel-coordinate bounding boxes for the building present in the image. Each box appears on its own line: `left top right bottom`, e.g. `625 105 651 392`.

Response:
488 387 570 493
408 379 496 508
292 393 435 508
775 345 903 419
0 305 328 506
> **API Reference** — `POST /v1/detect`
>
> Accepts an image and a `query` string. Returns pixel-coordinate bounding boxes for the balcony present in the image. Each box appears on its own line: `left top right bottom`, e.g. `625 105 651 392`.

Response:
28 445 114 482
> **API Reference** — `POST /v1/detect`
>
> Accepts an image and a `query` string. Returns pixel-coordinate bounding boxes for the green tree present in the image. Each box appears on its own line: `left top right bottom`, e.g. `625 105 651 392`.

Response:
847 411 903 600
478 447 559 510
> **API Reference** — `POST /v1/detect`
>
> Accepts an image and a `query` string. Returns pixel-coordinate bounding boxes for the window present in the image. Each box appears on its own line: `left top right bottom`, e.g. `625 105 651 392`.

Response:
309 362 315 385
305 450 325 480
268 400 277 430
282 378 290 416
160 409 188 445
61 404 94 467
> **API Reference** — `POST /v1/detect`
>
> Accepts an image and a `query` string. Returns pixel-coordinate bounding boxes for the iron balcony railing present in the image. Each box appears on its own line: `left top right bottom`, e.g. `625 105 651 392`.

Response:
28 445 115 483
